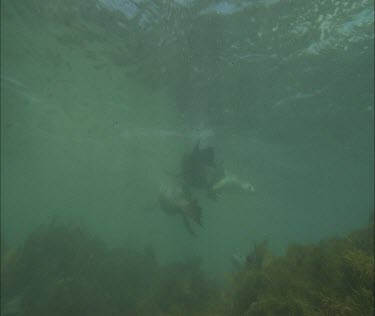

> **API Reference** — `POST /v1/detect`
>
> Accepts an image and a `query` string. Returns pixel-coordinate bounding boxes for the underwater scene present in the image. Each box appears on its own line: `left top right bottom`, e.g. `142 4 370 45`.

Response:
1 0 374 315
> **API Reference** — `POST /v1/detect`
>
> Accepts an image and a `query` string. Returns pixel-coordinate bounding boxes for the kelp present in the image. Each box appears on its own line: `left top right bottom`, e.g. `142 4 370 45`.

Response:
229 221 374 316
1 219 221 316
1 218 373 316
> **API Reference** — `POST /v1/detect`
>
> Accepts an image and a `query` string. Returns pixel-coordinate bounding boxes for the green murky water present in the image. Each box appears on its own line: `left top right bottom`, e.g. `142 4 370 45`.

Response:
1 0 373 314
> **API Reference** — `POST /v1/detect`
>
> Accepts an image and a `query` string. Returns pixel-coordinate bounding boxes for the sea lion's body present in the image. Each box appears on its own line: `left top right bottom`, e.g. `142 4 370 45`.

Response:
180 142 225 199
181 143 220 189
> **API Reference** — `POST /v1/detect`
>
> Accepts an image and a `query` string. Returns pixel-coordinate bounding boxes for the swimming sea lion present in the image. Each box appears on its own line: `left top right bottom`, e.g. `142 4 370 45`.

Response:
159 142 255 236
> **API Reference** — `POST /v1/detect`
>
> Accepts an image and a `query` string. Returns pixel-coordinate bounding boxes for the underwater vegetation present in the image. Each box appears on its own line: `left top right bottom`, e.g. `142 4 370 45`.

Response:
1 217 373 316
1 219 221 316
228 221 374 316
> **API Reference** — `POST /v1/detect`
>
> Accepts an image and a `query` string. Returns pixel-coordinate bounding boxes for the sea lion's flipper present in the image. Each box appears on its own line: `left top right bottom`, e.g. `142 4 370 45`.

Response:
188 200 203 227
182 215 197 236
